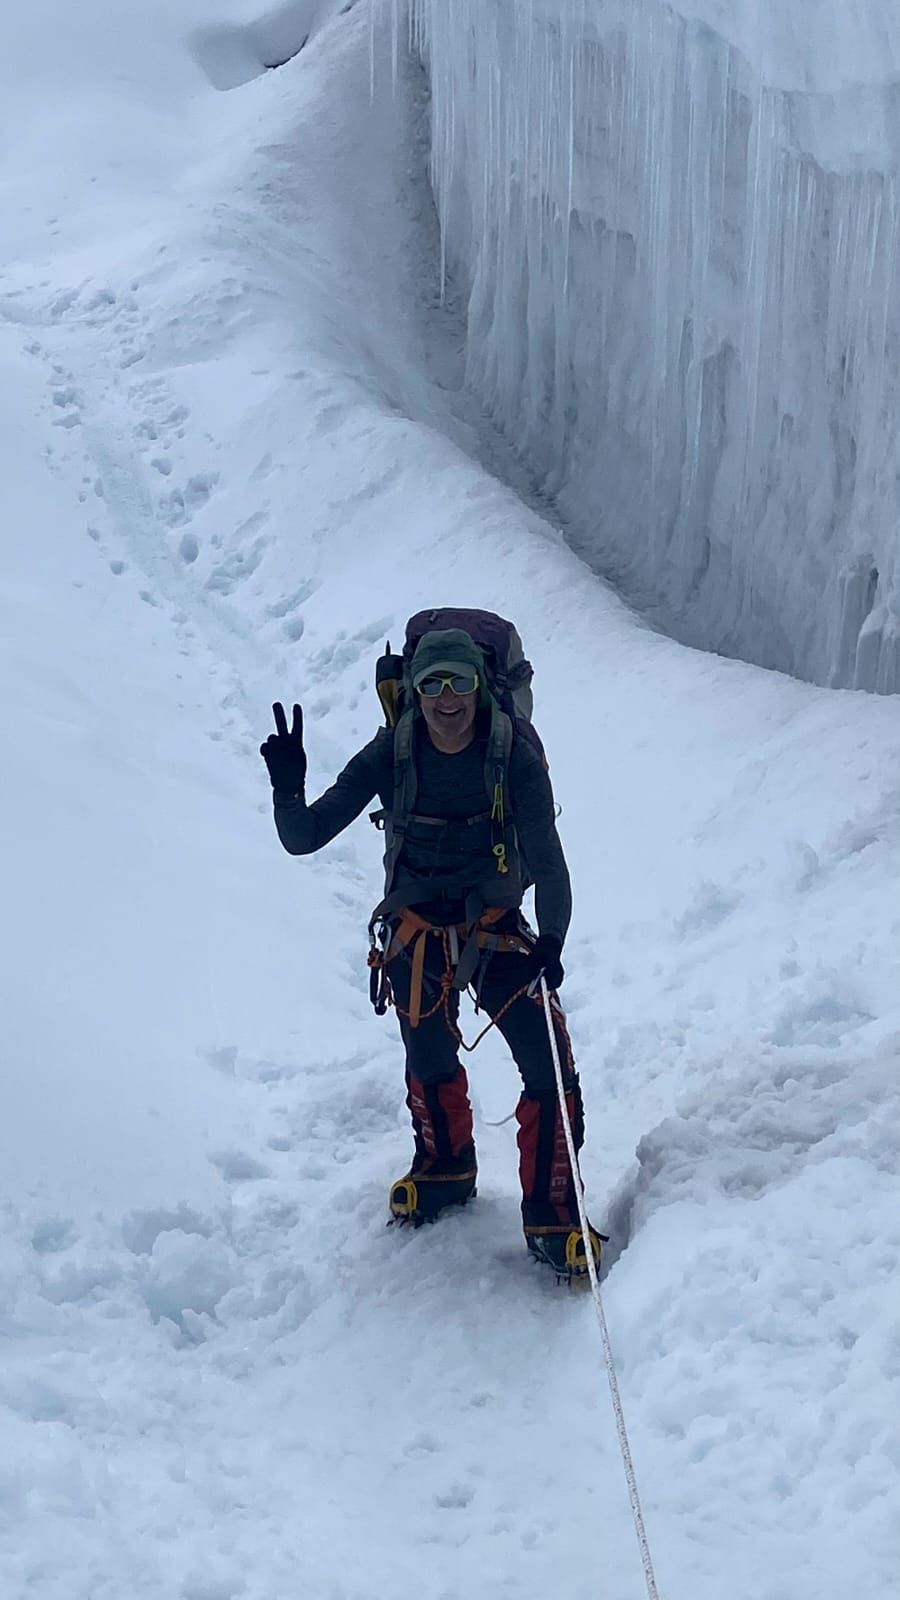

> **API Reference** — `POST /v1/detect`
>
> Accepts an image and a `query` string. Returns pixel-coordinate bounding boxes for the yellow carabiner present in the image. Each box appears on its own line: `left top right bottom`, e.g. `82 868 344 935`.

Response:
493 842 510 875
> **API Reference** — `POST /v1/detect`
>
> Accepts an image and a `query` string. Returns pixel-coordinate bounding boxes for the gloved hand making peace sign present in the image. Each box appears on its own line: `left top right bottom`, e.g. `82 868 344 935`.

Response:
260 702 307 796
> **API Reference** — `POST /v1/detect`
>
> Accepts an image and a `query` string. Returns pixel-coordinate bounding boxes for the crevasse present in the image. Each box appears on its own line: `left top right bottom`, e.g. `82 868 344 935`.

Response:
402 0 900 692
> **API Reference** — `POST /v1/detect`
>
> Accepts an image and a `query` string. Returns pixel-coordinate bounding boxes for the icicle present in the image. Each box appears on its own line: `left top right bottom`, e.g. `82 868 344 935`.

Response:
390 0 398 90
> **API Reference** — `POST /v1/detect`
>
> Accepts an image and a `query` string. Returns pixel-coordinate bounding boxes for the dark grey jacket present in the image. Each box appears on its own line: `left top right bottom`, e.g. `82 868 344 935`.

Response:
274 722 572 943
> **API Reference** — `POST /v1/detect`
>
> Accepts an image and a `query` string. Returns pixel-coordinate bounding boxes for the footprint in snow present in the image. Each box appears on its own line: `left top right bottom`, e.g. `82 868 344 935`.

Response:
405 1430 440 1457
205 536 268 594
266 579 319 620
52 384 82 409
209 1148 271 1183
165 472 218 525
122 1204 212 1256
50 381 82 429
305 617 394 681
31 1216 77 1255
435 1482 475 1510
48 289 80 320
673 878 742 938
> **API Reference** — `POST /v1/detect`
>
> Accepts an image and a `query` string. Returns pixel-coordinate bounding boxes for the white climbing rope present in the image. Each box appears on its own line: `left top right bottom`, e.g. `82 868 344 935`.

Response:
539 977 663 1600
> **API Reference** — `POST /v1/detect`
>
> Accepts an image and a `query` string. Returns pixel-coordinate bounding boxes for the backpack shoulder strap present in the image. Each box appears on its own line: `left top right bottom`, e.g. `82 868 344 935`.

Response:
381 709 417 889
393 707 416 802
485 701 514 783
483 703 515 876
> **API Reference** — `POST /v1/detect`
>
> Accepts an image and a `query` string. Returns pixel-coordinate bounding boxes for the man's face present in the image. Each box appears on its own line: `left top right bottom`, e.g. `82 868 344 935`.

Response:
417 677 479 748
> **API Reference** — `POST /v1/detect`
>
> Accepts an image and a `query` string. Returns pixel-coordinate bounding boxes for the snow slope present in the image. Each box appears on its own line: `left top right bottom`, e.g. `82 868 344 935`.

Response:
1 3 899 1597
409 0 900 692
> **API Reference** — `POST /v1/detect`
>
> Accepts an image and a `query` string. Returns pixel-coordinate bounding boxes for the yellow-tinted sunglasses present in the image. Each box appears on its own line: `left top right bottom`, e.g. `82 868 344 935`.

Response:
417 671 480 697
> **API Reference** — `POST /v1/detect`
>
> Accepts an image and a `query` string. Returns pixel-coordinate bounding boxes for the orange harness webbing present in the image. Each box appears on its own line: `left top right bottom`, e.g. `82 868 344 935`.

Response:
368 907 574 1065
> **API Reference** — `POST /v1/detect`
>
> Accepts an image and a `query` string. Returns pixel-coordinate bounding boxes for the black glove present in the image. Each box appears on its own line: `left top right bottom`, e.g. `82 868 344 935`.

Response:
523 934 565 992
260 702 307 795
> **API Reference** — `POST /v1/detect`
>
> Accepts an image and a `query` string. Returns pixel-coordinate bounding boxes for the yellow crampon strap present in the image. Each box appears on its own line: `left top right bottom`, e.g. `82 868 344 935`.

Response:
388 1177 419 1219
565 1228 602 1276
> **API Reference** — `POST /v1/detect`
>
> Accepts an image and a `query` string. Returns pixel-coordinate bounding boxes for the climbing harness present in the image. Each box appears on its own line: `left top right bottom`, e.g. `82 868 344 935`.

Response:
368 905 536 1051
539 976 663 1600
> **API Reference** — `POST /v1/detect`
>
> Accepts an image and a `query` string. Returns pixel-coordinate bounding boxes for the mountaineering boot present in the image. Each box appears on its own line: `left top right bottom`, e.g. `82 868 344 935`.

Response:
517 1082 606 1278
389 1067 477 1225
388 1142 478 1226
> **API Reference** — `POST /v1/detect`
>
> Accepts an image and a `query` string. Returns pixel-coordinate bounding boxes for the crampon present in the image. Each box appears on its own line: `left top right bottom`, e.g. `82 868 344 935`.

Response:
525 1224 608 1285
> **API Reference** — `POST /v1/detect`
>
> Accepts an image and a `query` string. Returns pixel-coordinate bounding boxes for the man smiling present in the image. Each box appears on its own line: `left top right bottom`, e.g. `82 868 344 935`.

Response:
415 662 481 750
261 621 602 1278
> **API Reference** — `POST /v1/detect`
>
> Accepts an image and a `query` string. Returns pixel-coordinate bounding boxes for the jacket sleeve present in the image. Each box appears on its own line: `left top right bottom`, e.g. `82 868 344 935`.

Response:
511 744 573 945
273 729 391 856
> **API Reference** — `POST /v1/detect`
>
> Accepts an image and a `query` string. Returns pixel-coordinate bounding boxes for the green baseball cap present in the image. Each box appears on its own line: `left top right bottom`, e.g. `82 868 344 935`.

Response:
410 628 486 689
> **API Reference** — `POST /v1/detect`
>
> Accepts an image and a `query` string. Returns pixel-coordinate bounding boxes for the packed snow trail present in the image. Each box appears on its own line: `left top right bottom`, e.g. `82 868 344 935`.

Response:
1 4 899 1598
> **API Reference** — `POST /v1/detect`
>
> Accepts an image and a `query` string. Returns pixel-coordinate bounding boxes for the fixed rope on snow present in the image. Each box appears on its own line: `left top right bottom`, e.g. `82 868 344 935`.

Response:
538 975 663 1600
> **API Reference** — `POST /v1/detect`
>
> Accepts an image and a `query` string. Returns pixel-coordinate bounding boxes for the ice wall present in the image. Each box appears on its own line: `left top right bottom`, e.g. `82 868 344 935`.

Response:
404 0 900 692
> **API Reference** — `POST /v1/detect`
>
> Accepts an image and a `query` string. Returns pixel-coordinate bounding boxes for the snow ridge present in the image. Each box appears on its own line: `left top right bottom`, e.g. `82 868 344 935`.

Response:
407 0 900 692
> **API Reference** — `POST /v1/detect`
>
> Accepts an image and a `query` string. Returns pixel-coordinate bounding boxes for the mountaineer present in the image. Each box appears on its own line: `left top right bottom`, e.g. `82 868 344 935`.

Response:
261 609 603 1279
